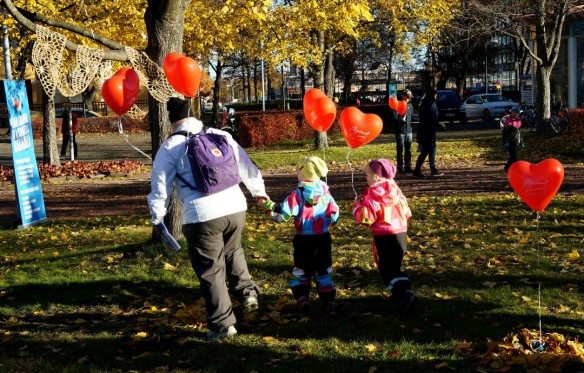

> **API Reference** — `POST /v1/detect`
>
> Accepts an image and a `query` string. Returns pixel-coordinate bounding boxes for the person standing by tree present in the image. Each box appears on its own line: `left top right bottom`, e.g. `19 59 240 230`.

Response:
394 90 414 174
60 104 78 160
413 88 443 178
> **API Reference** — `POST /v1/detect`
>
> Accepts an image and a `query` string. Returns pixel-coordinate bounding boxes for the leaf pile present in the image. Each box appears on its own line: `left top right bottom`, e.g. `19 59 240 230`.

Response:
457 328 584 372
0 160 143 182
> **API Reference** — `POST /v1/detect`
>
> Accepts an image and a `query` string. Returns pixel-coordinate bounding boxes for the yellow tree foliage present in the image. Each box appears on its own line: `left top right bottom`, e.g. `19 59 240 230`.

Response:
2 0 147 76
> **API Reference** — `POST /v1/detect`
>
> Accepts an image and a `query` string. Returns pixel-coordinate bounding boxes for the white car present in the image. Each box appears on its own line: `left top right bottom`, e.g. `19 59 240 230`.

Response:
462 94 519 121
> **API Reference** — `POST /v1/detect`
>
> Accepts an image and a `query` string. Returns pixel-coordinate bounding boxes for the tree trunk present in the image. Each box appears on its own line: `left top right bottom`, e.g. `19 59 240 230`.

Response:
253 59 258 104
211 60 223 126
535 65 552 133
324 51 335 97
145 0 190 239
246 64 252 103
81 86 95 111
41 91 59 165
312 30 326 150
300 68 305 99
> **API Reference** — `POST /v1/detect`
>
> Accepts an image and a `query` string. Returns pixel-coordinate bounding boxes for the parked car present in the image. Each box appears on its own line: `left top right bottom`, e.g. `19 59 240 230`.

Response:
435 90 466 124
462 94 519 121
55 108 102 118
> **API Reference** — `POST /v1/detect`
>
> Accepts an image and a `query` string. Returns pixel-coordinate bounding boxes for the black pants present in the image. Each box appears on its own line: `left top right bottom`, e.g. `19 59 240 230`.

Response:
504 143 518 172
373 233 410 298
414 139 437 173
289 233 335 302
61 134 78 159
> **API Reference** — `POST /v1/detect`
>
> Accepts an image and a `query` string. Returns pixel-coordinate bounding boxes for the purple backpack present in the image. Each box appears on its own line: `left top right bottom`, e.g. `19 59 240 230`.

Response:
173 130 241 194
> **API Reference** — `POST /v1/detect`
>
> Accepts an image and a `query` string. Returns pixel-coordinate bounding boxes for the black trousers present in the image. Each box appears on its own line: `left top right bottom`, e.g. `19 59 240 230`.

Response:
290 233 335 302
373 232 411 298
61 134 78 159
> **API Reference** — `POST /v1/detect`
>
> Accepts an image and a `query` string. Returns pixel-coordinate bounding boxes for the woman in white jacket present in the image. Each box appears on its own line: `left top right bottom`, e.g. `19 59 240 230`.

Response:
148 98 269 341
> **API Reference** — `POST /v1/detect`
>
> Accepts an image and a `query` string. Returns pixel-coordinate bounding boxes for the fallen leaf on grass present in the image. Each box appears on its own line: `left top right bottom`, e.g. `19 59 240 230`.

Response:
163 262 176 271
387 349 400 357
365 343 377 352
567 250 580 260
77 356 88 364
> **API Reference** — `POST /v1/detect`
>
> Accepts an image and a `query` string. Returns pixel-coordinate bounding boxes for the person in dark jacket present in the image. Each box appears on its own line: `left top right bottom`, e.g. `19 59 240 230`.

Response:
60 104 78 159
502 106 523 172
413 88 443 178
394 90 414 173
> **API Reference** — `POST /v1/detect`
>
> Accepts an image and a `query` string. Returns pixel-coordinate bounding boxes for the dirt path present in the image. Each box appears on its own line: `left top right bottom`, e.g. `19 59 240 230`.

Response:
1 125 582 222
1 162 582 222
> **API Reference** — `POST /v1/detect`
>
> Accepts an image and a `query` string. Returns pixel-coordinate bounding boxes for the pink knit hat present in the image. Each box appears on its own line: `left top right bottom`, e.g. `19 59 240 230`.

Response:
368 159 396 179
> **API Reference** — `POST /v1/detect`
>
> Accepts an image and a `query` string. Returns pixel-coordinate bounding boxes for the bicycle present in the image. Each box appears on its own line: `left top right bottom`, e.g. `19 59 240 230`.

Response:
545 105 570 135
520 104 537 132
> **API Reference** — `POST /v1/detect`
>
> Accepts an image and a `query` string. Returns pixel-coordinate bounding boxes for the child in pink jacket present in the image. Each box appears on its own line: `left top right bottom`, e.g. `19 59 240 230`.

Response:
352 159 417 314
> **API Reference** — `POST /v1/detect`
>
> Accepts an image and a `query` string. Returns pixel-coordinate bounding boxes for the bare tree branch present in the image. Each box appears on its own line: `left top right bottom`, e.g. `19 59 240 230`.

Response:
0 0 128 61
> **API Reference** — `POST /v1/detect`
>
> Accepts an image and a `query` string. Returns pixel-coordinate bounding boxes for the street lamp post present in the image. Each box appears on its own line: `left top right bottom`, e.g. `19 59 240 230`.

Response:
485 37 499 94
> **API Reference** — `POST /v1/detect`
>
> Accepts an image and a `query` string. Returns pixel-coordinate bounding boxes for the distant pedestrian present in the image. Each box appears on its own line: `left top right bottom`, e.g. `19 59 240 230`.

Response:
413 88 443 177
60 104 78 159
394 90 414 174
502 106 523 172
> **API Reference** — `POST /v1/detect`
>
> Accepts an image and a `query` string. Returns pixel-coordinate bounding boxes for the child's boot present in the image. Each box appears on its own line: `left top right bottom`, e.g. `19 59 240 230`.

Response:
296 295 310 316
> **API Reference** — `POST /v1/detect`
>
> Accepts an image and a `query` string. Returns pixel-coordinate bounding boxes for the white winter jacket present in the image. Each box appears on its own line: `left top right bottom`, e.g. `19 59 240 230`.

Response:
147 118 267 224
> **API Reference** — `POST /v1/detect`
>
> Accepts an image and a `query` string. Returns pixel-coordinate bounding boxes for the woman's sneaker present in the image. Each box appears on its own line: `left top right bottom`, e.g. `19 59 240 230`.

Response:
242 296 259 314
207 325 237 341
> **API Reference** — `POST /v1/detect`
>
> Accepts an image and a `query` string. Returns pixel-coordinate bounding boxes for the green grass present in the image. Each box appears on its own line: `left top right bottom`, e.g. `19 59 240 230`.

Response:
0 132 583 372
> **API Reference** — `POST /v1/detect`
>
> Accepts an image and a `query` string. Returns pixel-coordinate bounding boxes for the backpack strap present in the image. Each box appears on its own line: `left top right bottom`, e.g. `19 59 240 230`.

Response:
168 130 197 190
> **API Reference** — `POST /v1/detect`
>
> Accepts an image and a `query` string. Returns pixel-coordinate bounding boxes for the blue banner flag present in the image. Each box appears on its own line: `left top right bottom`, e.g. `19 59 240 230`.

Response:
4 80 47 228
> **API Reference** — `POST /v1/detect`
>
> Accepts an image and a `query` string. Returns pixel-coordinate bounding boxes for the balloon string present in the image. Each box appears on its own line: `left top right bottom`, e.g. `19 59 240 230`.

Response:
322 145 328 184
535 211 542 347
117 116 152 160
346 148 357 200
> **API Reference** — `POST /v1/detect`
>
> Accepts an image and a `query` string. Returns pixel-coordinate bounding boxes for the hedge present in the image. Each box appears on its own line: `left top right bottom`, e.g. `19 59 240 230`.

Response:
569 108 584 140
31 116 150 139
233 104 395 148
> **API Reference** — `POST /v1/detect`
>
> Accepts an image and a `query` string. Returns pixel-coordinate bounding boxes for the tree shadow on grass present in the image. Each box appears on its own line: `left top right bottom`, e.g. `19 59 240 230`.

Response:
2 272 582 373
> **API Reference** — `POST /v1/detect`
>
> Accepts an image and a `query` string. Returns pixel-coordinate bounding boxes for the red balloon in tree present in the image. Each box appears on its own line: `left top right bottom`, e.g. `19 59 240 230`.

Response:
163 53 201 97
507 159 564 212
101 67 140 115
339 107 383 149
303 88 336 132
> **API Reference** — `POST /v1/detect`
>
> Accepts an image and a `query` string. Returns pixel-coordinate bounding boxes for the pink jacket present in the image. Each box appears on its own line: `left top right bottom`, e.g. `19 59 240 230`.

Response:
352 179 411 235
504 115 521 129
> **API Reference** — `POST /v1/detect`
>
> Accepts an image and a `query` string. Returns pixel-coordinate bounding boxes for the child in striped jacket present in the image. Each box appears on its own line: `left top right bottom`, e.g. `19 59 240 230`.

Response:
260 156 339 316
352 159 417 314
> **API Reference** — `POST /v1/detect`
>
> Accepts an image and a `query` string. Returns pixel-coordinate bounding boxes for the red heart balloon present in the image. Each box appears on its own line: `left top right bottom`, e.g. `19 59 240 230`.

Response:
508 159 564 212
388 97 398 110
163 53 201 97
397 100 408 116
339 107 383 149
303 89 336 132
101 67 140 115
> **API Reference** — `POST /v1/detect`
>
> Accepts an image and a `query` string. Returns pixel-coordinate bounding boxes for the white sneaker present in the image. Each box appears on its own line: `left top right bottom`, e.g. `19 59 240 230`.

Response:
207 325 237 341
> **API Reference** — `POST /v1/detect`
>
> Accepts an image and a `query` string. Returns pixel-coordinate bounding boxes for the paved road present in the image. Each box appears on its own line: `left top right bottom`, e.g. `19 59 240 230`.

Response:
0 119 501 167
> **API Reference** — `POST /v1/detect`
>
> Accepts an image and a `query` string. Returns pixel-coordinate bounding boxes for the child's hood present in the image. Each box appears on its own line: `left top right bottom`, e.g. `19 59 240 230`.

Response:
367 179 398 203
299 180 327 205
